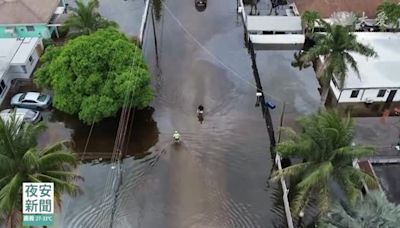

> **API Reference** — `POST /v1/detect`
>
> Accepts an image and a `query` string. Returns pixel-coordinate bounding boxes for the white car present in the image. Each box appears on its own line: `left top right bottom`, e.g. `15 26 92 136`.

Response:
11 92 52 109
0 108 42 124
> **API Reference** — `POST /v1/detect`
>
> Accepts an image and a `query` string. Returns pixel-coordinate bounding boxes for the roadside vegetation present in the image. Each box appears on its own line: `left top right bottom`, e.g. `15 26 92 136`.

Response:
34 28 153 124
283 2 400 225
294 15 377 110
319 191 400 227
273 111 376 214
0 116 79 228
64 0 118 37
377 0 400 31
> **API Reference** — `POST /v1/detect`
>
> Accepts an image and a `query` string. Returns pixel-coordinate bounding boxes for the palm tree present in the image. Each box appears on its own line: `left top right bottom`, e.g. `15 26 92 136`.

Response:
0 116 80 228
291 51 311 70
64 0 118 37
297 24 377 110
301 10 322 34
319 191 400 227
273 111 377 214
377 0 400 31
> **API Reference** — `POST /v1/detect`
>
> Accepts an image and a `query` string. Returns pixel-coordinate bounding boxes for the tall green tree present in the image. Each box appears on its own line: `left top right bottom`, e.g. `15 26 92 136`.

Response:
301 10 322 34
377 0 400 31
295 24 377 110
273 111 377 214
35 28 153 124
64 0 118 36
0 116 79 228
319 191 400 227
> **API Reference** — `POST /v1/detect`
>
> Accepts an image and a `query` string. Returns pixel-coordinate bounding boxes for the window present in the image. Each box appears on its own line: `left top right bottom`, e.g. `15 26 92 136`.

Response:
26 26 35 32
332 77 339 88
23 100 36 104
38 95 47 102
21 65 27 73
0 80 6 96
377 90 386 97
29 56 34 64
350 90 360 98
18 93 26 101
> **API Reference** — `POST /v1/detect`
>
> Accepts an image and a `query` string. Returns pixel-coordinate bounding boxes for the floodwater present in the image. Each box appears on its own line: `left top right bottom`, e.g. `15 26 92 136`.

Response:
52 0 319 227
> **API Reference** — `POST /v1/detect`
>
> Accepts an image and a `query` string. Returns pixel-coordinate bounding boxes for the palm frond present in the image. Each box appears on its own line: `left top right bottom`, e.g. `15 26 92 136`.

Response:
272 162 312 180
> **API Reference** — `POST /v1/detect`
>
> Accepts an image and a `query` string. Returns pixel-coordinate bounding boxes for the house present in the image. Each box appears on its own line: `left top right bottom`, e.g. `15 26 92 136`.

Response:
246 16 305 50
0 0 67 39
289 0 385 19
0 37 43 104
330 33 400 108
238 1 305 50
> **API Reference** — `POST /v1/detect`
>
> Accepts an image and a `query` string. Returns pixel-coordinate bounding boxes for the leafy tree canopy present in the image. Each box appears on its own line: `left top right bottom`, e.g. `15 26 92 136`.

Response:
35 28 153 124
377 0 400 29
273 111 377 214
319 191 400 228
0 116 79 226
64 0 118 36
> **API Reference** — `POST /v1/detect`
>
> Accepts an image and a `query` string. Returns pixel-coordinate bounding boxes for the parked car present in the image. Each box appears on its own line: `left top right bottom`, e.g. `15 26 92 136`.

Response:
11 92 52 109
0 108 42 124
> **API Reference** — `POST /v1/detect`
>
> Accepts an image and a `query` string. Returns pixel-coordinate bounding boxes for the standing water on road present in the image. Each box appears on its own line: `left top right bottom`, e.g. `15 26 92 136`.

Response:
57 0 319 227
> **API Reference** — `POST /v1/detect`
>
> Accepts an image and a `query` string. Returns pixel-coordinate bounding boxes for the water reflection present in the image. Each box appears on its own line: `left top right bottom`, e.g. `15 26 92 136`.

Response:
43 107 159 159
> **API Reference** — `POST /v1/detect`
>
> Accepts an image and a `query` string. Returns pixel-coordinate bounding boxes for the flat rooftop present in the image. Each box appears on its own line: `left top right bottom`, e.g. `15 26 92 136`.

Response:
0 37 40 78
343 32 400 89
290 0 384 18
246 16 302 32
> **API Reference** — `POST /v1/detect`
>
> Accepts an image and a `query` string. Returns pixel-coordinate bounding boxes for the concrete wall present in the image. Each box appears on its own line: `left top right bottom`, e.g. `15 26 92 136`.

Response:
0 25 52 39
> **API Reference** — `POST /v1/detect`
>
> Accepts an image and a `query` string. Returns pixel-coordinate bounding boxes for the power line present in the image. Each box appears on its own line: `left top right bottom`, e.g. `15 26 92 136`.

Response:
162 2 283 103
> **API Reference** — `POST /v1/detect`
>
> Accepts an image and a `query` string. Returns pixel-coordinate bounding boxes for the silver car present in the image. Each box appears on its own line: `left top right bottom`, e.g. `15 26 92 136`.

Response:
0 108 42 124
11 92 52 109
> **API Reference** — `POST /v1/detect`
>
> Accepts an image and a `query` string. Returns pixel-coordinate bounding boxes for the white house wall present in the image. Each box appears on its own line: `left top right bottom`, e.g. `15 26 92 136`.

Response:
337 89 400 103
8 48 39 80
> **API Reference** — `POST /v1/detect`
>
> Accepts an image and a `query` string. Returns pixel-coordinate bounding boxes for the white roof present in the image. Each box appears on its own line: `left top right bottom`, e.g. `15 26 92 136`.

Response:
343 32 400 89
24 92 40 100
246 16 302 32
11 38 39 65
0 37 39 79
249 34 305 44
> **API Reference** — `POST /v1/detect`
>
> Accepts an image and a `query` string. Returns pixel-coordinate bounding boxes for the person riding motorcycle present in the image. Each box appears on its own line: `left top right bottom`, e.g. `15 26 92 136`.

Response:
197 105 204 114
173 130 181 142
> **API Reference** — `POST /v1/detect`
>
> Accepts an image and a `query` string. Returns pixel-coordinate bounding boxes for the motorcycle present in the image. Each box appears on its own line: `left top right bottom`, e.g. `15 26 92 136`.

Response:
173 131 181 143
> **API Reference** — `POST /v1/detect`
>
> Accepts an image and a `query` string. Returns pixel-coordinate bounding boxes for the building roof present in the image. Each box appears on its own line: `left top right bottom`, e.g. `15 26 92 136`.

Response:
0 37 40 79
343 33 400 89
291 0 385 18
249 34 305 44
246 16 303 32
11 37 39 64
0 0 59 24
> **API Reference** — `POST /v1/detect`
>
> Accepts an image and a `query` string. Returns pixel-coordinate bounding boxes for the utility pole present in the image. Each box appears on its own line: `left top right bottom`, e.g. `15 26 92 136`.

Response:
151 5 160 65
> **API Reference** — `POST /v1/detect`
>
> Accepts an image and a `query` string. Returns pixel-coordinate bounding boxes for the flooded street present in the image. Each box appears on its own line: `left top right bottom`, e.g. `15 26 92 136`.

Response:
56 0 319 227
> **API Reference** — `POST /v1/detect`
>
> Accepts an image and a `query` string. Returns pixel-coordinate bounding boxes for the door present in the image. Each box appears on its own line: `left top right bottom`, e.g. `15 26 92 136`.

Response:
386 90 397 103
384 90 397 110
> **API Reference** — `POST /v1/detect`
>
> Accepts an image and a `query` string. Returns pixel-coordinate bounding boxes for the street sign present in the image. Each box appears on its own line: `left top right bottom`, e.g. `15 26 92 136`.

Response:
22 182 54 226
